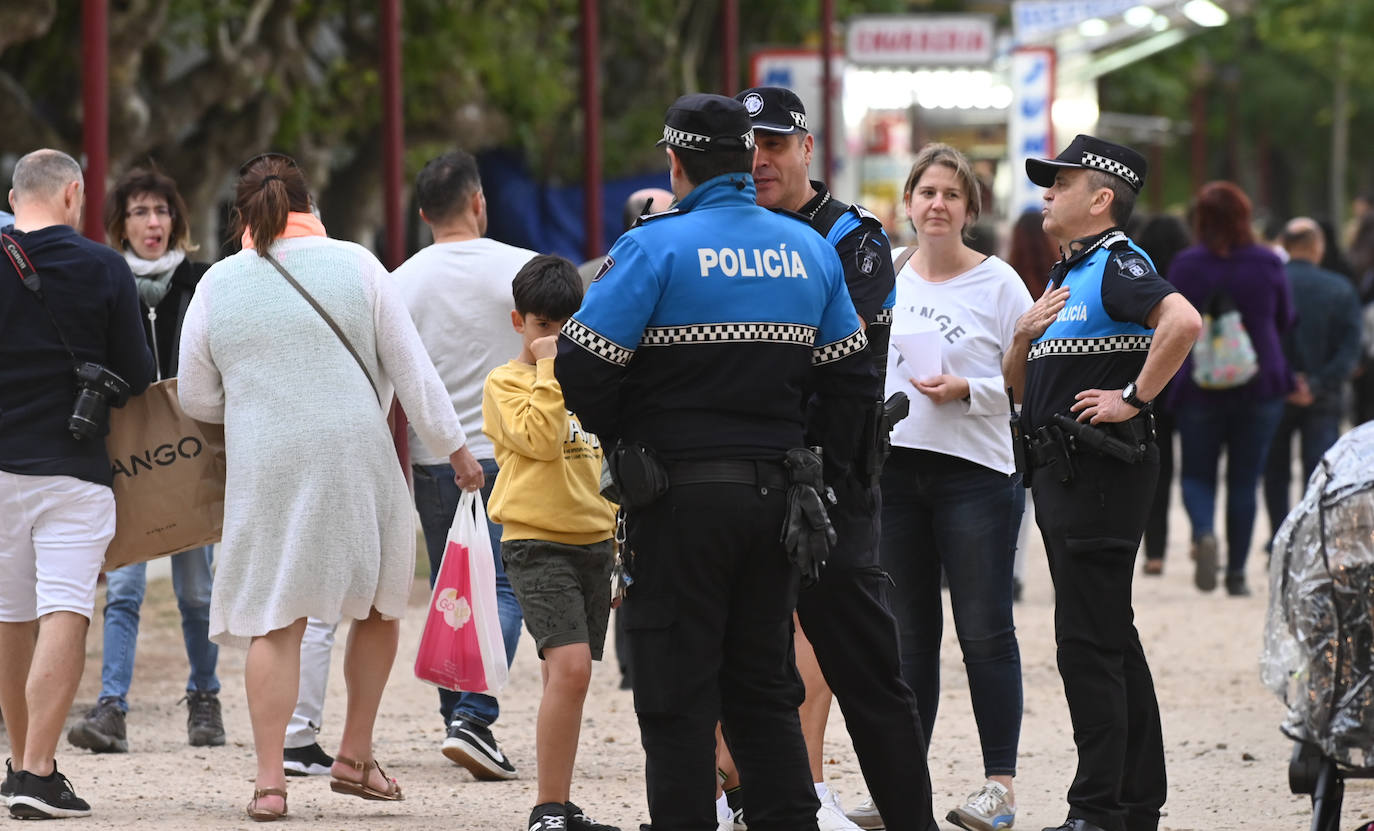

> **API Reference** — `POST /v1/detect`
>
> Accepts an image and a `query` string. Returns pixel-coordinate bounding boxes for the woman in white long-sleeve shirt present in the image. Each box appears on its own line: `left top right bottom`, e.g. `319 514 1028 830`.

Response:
879 143 1033 831
177 154 482 821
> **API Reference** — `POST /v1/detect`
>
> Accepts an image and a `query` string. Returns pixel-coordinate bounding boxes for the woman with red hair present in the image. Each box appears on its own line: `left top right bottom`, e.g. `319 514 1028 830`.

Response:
1167 181 1294 596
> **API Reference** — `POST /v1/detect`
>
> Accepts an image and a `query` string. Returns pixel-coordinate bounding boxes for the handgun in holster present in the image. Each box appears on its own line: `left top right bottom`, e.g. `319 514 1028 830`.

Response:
781 447 837 586
859 391 911 489
1050 413 1148 464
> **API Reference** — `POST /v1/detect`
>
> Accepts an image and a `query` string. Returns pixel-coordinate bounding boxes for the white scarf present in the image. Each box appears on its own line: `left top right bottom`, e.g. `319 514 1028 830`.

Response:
125 248 187 308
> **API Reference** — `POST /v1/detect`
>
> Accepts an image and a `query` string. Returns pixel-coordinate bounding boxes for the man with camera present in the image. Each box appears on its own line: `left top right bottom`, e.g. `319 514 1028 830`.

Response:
0 149 155 819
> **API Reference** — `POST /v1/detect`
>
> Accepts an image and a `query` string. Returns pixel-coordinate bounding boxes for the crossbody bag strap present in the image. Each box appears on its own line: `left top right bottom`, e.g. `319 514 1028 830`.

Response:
263 252 381 407
892 245 917 276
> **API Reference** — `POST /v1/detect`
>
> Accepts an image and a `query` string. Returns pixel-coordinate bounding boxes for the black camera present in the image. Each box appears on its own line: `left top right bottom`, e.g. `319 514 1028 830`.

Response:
69 362 132 440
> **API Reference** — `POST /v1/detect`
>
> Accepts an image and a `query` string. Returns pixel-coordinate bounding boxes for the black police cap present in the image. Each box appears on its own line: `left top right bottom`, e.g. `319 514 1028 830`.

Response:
734 87 809 134
1026 134 1147 193
657 94 757 153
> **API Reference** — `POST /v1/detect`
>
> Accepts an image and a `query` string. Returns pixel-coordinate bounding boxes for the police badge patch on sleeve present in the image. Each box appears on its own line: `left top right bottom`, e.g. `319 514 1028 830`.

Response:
1116 254 1150 280
592 255 615 282
856 234 883 277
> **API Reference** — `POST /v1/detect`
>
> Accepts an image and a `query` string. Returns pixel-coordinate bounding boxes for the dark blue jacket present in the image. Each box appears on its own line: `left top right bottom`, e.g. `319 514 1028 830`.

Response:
1283 258 1362 409
0 224 155 485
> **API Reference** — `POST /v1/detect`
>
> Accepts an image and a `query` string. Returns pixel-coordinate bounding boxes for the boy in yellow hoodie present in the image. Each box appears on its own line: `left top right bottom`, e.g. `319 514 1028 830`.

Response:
482 255 618 831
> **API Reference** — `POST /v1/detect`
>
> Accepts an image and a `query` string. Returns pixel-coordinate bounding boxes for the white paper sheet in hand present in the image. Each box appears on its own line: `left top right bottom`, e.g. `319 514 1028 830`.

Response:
892 327 943 383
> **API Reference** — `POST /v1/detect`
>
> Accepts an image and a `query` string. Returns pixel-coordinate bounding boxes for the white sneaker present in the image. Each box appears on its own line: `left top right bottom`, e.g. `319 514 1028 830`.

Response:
817 789 863 831
717 798 736 831
946 780 1015 831
845 797 885 830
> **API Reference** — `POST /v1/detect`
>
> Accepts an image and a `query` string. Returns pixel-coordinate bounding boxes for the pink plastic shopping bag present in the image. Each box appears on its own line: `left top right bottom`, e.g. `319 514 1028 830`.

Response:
414 491 509 694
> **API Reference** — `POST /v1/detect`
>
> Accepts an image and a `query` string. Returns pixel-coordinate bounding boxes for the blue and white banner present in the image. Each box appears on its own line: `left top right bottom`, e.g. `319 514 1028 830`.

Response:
1007 47 1056 219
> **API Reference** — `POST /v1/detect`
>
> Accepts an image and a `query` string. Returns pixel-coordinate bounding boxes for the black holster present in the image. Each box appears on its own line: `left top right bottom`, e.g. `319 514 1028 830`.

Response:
781 447 838 586
606 442 669 509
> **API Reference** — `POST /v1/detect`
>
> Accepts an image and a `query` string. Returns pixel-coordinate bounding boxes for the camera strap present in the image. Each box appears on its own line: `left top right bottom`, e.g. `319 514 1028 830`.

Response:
263 252 381 408
2 231 79 365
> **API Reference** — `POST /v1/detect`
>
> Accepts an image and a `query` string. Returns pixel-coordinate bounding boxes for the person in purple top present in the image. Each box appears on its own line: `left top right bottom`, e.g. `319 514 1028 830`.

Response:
1166 181 1295 597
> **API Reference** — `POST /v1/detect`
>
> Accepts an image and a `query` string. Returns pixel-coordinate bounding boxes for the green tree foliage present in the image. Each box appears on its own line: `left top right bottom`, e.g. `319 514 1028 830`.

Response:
0 0 901 248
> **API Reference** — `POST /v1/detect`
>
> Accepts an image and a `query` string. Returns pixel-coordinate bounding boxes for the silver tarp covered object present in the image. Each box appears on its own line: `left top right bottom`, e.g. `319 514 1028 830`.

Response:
1262 421 1374 768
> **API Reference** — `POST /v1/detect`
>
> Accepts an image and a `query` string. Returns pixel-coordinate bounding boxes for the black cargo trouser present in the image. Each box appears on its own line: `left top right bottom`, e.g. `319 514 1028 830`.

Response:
624 478 819 831
795 477 938 831
1032 449 1167 831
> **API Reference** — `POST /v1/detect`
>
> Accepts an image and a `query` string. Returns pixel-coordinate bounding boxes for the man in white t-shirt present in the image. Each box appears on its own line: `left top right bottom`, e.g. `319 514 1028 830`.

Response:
393 150 535 780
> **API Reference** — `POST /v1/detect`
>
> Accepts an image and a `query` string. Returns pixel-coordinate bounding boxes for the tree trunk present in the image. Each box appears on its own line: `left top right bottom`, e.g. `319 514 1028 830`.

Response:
1330 42 1349 230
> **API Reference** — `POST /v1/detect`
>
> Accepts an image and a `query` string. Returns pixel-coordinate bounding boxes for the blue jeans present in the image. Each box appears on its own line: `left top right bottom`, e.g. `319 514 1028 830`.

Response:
1177 398 1286 575
100 546 219 710
413 458 523 727
879 448 1024 777
1262 403 1342 539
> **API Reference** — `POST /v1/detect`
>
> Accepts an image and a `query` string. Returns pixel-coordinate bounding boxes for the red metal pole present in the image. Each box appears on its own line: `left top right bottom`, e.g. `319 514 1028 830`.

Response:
581 0 602 261
820 0 835 183
381 0 404 270
381 0 410 476
81 0 108 242
721 0 738 94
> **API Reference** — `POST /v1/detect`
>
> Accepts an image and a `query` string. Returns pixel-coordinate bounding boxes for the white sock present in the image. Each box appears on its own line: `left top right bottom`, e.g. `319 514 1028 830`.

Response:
814 782 829 801
716 793 731 821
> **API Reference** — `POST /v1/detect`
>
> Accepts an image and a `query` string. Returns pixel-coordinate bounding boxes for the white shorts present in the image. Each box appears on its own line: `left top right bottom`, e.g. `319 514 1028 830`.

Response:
0 470 116 622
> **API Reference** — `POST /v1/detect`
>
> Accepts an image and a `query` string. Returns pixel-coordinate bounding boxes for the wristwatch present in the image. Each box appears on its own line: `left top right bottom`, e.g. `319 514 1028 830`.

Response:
1121 381 1148 409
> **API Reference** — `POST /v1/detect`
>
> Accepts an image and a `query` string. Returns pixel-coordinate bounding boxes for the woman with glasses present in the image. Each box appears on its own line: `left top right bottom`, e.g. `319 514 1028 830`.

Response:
176 153 482 821
66 167 226 757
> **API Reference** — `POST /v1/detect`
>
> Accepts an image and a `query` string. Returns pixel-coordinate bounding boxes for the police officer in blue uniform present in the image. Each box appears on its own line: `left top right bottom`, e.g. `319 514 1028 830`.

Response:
1002 136 1201 831
734 86 936 831
556 94 874 831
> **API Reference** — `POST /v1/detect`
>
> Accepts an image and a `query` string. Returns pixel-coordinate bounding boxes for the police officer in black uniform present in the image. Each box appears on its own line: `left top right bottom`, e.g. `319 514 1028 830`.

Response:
733 86 936 831
1002 136 1201 831
556 94 874 831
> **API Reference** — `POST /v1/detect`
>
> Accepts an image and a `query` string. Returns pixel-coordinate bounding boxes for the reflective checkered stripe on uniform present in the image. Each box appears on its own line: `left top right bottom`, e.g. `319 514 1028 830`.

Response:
873 308 893 327
640 322 816 347
563 318 634 366
813 328 869 365
1027 334 1151 361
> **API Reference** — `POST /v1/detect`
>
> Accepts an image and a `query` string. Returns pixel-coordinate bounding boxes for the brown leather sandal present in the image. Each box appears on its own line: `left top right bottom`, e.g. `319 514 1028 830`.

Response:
329 755 403 801
246 787 287 822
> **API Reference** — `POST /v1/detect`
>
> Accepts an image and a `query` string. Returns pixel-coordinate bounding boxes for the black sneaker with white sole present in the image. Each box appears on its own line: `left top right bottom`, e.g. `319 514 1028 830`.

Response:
8 765 92 819
283 742 335 776
442 717 517 780
529 802 569 831
2 758 16 800
567 801 620 831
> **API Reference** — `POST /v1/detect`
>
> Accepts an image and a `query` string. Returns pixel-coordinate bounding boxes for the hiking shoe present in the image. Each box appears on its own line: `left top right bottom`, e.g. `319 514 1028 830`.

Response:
66 697 128 753
529 802 569 831
947 780 1015 831
1225 572 1251 597
818 789 862 831
567 801 620 831
442 717 517 780
1191 533 1218 592
8 765 92 819
845 796 885 830
184 690 226 747
283 742 335 776
1 758 15 800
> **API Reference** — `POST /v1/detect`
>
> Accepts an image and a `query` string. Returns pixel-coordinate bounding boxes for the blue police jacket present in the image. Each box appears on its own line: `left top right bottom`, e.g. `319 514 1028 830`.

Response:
556 172 874 463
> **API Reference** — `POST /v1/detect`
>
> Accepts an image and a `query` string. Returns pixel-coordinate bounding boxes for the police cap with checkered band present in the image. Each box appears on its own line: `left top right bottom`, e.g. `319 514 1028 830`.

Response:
733 87 809 135
656 93 757 153
1026 134 1147 193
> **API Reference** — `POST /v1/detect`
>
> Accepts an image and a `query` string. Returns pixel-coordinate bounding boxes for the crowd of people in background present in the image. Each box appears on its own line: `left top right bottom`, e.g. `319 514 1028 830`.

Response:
4 95 1374 831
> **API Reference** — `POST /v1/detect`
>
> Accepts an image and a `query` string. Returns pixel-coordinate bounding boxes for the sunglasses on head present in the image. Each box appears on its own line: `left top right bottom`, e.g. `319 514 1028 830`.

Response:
239 152 298 177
